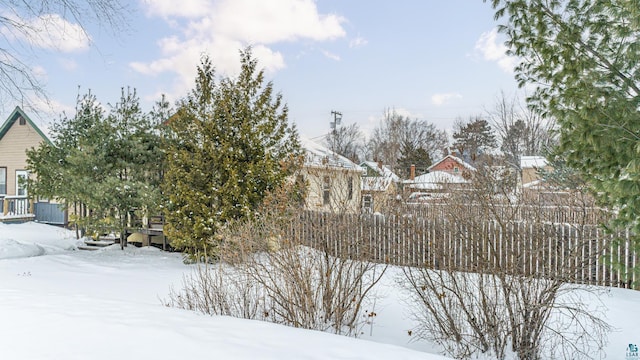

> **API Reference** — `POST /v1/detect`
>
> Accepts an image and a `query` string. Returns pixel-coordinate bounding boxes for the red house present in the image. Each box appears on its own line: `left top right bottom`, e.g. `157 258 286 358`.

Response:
427 155 476 177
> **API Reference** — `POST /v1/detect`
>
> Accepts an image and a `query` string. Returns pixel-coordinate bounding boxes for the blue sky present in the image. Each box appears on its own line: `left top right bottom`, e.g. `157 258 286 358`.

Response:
5 0 520 140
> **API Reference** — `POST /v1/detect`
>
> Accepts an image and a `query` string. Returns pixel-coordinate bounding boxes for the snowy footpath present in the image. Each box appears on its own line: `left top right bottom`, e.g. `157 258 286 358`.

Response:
1 222 639 359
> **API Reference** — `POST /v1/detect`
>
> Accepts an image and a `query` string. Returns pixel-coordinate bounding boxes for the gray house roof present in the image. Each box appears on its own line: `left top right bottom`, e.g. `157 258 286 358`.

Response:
301 137 362 172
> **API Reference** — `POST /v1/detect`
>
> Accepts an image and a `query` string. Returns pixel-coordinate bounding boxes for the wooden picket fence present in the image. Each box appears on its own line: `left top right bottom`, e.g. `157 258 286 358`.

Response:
286 209 638 289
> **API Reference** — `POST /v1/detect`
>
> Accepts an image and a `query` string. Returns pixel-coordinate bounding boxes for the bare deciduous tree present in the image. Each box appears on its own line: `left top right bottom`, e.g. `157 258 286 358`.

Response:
367 108 447 174
325 122 364 163
486 91 557 169
0 0 128 110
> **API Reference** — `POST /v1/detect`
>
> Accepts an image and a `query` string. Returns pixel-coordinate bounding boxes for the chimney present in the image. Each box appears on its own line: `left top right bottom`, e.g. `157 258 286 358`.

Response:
410 164 416 181
377 160 383 170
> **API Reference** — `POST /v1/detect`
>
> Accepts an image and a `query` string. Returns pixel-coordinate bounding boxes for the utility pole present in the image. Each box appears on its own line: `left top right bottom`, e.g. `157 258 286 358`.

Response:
329 110 342 153
330 110 342 132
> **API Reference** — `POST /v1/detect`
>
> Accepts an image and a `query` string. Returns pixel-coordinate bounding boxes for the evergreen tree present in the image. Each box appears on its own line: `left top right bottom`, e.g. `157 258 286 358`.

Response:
27 89 163 240
162 48 301 259
27 92 108 236
488 0 640 282
397 141 431 178
102 88 163 247
452 117 497 163
500 119 526 169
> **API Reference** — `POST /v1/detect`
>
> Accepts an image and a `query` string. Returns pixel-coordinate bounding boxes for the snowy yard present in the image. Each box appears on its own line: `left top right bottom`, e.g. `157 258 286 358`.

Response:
1 222 639 359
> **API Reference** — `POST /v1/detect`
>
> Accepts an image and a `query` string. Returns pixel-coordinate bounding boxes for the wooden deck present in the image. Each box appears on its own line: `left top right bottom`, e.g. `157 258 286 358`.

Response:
0 196 35 223
124 215 169 250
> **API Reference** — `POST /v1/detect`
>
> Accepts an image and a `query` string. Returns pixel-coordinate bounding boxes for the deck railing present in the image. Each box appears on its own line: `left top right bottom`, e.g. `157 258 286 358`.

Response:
0 195 34 220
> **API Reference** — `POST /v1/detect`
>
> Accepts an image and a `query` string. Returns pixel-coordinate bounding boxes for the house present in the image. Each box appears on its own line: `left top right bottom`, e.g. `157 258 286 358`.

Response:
518 155 575 204
360 161 400 213
401 154 476 202
520 156 551 187
0 106 66 224
299 138 363 213
427 154 476 177
405 171 469 202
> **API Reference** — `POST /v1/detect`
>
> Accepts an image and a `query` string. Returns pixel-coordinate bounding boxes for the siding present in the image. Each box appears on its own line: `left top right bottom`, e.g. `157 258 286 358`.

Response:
0 118 44 195
522 166 553 185
430 158 466 176
301 166 362 214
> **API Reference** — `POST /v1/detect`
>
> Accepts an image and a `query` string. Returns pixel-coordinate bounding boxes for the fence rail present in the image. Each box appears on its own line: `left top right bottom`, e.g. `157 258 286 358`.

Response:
402 203 610 225
286 210 637 289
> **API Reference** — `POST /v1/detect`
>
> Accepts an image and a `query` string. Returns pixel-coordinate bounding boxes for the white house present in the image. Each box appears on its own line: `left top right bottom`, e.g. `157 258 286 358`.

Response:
360 161 401 212
299 138 363 213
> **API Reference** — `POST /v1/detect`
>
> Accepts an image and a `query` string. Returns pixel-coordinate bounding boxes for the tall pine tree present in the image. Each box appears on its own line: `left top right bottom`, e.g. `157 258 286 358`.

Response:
162 48 301 259
488 0 640 283
27 89 164 240
452 117 497 163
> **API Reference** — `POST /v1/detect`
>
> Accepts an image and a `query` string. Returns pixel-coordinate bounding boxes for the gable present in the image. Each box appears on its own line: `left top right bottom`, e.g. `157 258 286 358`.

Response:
0 106 51 145
428 155 476 173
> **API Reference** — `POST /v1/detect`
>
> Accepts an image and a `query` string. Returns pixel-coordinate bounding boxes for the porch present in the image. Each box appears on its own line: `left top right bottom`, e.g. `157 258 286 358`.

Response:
0 195 34 223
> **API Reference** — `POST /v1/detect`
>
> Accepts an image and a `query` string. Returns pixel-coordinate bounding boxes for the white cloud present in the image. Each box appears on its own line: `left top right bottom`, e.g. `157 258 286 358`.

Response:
1 13 90 52
349 36 368 48
142 0 214 18
133 0 347 99
474 28 518 73
321 50 340 61
32 65 48 80
431 93 463 106
196 0 346 44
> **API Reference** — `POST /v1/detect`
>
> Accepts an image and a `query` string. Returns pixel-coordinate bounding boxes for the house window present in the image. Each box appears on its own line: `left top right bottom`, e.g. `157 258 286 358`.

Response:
363 194 373 212
18 116 26 125
347 176 353 200
453 166 459 173
16 170 28 196
0 167 6 195
322 176 331 205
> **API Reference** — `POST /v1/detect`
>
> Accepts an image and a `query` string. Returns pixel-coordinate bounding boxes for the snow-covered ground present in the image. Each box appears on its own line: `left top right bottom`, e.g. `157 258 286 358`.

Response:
1 222 639 359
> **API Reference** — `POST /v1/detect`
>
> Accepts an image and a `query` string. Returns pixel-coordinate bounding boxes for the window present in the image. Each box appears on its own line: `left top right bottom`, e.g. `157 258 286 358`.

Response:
18 116 26 125
347 176 353 200
16 170 28 196
0 167 6 195
453 166 459 173
362 194 373 212
322 176 331 205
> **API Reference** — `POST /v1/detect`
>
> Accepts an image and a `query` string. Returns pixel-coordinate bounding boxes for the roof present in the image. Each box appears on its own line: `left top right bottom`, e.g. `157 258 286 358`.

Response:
0 106 52 145
410 171 468 190
360 161 400 192
428 154 476 172
300 137 362 172
362 176 394 192
360 161 400 180
520 156 548 169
